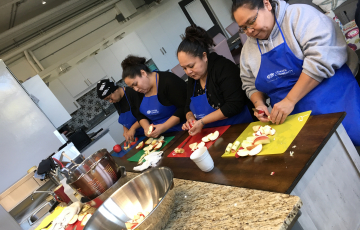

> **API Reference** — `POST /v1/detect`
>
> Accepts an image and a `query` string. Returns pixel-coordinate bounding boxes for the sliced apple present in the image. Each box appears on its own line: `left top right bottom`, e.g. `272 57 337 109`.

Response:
81 214 92 226
154 142 162 150
189 142 198 151
69 214 78 225
237 147 250 157
197 142 205 149
241 140 253 148
158 136 164 142
147 145 155 151
249 144 262 156
174 148 185 154
145 138 153 145
225 143 233 153
78 213 86 222
246 145 259 151
201 136 210 142
148 125 154 135
252 125 261 132
231 141 240 153
270 128 276 136
209 131 219 141
246 136 257 142
135 141 144 150
253 136 270 145
151 139 158 145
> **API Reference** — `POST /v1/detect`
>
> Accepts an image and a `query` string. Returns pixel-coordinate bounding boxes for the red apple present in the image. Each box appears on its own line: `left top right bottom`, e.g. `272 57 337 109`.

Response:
253 136 270 145
113 144 121 153
136 141 144 150
131 137 139 146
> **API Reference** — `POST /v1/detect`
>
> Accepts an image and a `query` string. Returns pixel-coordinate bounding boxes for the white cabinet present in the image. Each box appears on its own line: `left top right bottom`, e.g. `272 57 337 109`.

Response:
49 79 81 114
22 75 72 128
77 56 107 85
110 39 132 68
122 32 152 61
95 48 123 82
58 67 88 97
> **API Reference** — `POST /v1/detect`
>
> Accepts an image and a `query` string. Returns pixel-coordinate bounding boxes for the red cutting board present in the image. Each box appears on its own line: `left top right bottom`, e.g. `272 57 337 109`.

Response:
167 125 230 157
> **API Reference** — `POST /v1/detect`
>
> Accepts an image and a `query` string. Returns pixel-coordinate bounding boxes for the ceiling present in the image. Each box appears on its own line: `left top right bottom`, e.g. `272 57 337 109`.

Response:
0 0 114 56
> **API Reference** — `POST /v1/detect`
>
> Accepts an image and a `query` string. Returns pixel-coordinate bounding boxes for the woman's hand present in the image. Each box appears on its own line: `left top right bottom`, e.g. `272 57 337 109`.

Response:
182 119 196 130
254 105 271 123
270 97 295 124
124 128 136 143
149 123 167 138
188 119 204 136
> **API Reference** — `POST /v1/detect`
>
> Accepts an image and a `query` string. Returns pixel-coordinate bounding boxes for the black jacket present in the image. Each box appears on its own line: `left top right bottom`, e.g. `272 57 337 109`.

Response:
185 52 249 118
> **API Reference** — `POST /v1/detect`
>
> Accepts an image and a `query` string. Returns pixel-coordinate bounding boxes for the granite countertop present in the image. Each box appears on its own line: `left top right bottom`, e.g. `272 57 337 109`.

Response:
126 172 302 230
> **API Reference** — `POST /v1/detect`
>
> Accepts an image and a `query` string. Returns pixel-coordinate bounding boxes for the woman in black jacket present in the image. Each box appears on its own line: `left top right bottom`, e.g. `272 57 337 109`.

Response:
177 25 253 136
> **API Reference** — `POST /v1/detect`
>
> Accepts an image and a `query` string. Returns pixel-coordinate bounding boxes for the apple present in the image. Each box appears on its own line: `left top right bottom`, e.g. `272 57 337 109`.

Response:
151 139 158 145
231 141 240 153
189 142 198 151
253 136 270 145
241 140 253 148
81 214 92 226
123 143 130 151
154 142 162 150
246 136 257 142
148 125 154 135
158 136 164 142
246 145 258 151
136 141 144 150
130 137 139 146
197 142 205 149
270 128 276 136
249 144 262 156
225 143 233 153
252 125 261 132
202 136 210 142
68 214 78 225
113 144 121 153
209 131 219 141
237 147 250 157
145 138 153 145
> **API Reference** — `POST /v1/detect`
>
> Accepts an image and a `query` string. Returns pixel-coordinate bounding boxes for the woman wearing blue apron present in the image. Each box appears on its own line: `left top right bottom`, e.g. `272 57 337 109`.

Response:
232 0 360 146
97 79 144 144
177 25 254 136
121 55 187 138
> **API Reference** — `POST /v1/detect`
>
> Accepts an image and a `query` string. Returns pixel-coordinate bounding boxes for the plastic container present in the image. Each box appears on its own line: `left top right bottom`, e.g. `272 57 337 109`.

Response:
190 147 214 172
60 178 78 203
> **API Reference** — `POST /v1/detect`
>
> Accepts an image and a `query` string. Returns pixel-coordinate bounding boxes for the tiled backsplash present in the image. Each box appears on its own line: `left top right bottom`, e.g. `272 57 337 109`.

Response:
64 81 127 131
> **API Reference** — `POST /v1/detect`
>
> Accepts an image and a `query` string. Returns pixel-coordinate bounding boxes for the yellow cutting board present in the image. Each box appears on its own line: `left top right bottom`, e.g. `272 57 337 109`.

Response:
222 110 312 157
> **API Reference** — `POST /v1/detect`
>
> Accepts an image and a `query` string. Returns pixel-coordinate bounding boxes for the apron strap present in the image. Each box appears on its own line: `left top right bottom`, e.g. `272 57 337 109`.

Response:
256 15 286 54
155 72 158 93
122 87 132 107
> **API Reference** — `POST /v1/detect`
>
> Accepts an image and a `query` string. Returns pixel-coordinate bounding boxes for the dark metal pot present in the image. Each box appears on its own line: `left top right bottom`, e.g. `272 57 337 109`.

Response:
68 149 119 200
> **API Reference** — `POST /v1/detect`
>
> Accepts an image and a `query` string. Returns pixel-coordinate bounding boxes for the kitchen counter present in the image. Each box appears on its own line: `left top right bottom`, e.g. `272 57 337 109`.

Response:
113 112 360 229
126 172 302 230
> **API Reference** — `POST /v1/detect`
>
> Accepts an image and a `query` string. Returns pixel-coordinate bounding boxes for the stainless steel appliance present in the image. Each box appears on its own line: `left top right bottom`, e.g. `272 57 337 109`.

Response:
84 167 175 230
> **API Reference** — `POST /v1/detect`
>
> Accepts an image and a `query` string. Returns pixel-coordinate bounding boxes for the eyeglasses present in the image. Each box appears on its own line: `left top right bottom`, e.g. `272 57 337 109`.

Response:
238 7 259 34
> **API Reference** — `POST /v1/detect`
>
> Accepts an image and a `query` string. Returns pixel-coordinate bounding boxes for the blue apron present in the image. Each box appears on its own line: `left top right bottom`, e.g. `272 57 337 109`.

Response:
118 87 144 136
189 77 253 128
255 16 360 146
139 73 183 133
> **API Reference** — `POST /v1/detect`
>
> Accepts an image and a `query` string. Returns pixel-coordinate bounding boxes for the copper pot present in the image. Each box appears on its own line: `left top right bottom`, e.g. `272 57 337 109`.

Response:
68 149 119 200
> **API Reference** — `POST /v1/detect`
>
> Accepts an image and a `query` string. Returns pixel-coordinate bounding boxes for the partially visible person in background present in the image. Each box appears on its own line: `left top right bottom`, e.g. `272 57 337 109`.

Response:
356 0 360 27
97 79 144 144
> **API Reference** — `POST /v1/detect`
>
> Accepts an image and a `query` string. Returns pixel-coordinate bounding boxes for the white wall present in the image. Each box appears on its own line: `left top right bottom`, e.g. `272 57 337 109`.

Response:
207 0 234 37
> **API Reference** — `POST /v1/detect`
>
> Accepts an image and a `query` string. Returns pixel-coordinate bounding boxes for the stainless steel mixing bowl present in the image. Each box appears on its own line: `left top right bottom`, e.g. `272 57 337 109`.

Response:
84 167 175 230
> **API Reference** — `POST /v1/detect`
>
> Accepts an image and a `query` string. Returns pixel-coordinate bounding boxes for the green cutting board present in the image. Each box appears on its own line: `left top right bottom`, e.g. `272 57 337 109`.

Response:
222 111 312 157
127 136 175 162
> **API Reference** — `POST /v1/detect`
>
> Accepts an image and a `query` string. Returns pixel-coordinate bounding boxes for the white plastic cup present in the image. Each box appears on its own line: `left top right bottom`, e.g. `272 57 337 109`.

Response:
190 147 214 172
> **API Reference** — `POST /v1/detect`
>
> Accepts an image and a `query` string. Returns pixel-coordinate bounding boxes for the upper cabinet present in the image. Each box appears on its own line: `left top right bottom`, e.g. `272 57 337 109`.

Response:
95 48 123 82
77 56 107 85
58 67 88 97
121 32 152 61
49 78 81 114
136 5 190 71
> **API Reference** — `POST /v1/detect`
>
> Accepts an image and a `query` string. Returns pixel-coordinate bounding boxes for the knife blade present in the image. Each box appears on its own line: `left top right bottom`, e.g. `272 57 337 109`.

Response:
180 135 192 149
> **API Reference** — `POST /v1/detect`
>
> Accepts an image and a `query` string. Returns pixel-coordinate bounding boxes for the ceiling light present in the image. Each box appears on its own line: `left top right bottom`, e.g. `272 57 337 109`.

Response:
42 0 46 4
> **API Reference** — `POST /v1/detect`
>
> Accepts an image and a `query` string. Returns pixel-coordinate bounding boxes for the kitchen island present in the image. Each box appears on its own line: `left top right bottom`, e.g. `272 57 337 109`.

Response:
126 172 302 230
113 112 360 229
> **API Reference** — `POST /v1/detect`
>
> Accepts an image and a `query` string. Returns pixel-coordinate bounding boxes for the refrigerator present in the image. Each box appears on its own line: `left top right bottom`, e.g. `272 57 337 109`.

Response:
0 60 64 194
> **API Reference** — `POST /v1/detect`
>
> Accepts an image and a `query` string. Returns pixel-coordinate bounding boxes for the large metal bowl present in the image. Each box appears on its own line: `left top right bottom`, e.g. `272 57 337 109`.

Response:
84 167 175 230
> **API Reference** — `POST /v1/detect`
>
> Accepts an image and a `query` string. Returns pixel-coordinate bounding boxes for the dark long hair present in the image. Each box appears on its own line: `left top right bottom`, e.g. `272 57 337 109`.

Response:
121 55 150 80
231 0 277 18
177 25 214 59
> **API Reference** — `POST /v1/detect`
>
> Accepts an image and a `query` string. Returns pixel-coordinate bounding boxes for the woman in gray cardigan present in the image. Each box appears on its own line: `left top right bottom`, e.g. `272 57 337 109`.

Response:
232 0 360 146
